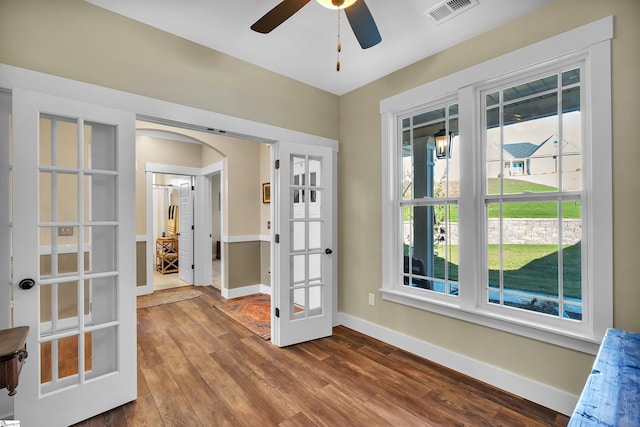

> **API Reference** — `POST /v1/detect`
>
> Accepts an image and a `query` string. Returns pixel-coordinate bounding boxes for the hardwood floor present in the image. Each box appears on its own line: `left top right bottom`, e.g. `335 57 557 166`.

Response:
74 286 569 426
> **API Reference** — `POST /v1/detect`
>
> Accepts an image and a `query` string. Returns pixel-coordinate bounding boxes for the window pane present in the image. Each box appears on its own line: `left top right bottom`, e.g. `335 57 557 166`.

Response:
561 87 582 191
402 129 412 200
562 68 580 86
492 91 562 194
412 123 442 199
503 74 557 103
486 92 499 107
413 108 445 126
562 202 582 320
488 201 572 317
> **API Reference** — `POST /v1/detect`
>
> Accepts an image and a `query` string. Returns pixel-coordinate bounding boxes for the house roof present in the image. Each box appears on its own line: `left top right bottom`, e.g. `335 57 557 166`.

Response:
503 142 540 159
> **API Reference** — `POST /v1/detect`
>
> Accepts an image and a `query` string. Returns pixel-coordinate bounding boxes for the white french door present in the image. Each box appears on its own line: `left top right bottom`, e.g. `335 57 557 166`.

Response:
272 142 334 347
12 89 137 426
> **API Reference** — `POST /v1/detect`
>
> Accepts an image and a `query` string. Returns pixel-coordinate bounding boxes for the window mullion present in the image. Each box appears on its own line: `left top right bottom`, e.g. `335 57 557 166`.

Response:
457 86 477 310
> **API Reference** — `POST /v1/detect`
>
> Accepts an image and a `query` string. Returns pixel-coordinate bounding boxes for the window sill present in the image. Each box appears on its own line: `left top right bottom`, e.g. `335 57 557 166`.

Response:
380 287 601 355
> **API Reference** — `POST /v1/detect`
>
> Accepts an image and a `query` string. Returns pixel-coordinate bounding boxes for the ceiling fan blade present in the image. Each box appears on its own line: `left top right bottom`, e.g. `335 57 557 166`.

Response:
251 0 311 34
344 0 381 49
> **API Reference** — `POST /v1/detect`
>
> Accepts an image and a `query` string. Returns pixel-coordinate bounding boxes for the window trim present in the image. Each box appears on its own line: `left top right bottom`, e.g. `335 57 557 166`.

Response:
380 17 613 354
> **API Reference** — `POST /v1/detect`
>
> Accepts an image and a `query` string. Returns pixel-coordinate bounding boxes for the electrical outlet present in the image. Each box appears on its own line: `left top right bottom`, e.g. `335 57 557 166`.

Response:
58 226 74 236
368 293 376 306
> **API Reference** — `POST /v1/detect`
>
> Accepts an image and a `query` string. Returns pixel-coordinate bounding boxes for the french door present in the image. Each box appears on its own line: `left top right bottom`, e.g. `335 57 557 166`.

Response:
272 142 334 347
12 89 137 426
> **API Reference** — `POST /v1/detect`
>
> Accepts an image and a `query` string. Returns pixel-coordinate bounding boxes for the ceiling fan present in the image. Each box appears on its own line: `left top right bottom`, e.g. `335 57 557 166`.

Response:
251 0 382 50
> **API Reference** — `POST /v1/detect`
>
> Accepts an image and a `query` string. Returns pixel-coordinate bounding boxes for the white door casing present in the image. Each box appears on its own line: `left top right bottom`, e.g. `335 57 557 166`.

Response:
272 142 334 347
178 181 194 283
12 89 137 427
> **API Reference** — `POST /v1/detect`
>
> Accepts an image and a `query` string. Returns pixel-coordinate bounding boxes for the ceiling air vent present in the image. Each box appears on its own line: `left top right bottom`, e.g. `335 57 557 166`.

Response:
425 0 479 24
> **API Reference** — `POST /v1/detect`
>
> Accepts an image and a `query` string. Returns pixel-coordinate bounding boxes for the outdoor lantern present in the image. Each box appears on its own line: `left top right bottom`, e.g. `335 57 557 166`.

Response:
434 129 452 159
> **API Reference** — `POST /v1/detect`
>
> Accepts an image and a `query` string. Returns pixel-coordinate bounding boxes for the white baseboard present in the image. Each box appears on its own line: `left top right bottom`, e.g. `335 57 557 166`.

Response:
0 393 12 420
337 312 578 416
221 284 271 299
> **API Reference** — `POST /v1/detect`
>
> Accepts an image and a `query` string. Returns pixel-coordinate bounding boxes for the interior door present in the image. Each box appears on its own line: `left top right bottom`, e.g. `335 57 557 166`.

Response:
12 89 137 426
178 181 194 283
272 142 334 347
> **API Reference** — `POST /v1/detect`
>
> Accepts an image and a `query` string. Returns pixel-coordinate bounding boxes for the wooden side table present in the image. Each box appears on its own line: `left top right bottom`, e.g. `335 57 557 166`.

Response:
155 237 179 274
0 326 29 396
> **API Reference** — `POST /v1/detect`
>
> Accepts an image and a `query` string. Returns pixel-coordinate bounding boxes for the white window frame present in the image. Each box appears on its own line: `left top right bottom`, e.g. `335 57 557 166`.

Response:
380 17 613 354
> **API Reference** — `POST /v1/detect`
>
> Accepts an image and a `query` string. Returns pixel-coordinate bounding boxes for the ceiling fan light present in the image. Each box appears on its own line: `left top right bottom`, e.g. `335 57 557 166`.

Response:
316 0 358 10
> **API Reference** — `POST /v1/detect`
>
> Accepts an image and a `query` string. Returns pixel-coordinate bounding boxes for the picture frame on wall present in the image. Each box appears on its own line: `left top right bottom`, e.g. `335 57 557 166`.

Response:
262 182 271 203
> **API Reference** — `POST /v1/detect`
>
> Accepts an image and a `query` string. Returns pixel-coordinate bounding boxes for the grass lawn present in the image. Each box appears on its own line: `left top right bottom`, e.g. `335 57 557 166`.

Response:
404 178 581 221
406 178 582 301
431 243 581 299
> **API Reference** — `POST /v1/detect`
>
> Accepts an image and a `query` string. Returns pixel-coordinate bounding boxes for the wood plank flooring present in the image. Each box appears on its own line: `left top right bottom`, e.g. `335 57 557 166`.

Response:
74 286 569 426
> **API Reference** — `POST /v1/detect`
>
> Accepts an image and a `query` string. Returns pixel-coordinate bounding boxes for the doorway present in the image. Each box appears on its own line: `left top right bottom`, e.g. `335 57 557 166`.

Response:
151 173 194 291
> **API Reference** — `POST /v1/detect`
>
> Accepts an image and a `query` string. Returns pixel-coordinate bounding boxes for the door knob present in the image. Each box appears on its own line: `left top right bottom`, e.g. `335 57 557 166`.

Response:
325 248 333 255
18 278 35 290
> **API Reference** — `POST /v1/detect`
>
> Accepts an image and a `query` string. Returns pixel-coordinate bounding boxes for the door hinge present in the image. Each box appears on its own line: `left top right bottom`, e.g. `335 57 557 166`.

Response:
275 234 280 243
191 185 195 191
192 264 195 270
275 307 280 318
191 225 195 230
275 159 280 169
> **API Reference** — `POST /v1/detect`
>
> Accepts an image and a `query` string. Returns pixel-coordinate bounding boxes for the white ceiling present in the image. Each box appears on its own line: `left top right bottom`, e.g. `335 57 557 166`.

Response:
85 0 554 95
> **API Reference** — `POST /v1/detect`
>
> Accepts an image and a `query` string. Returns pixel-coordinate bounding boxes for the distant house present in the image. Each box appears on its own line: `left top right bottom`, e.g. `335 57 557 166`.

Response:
488 134 582 178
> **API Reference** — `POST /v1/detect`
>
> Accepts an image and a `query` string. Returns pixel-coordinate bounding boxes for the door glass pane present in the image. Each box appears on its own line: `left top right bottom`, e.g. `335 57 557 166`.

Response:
89 276 118 326
309 286 322 313
87 225 117 274
39 115 78 168
41 335 80 385
84 174 117 222
309 190 321 219
85 327 117 380
309 221 321 250
291 188 305 219
56 173 78 222
291 221 305 251
84 121 116 171
39 281 87 335
291 287 305 319
308 253 321 281
39 172 52 223
291 254 305 284
39 227 80 278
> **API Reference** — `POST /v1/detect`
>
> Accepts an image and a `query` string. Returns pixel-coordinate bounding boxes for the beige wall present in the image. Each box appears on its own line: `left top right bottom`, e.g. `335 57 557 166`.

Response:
2 0 639 403
135 128 269 289
338 0 640 396
0 0 339 141
136 241 146 286
226 241 261 289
